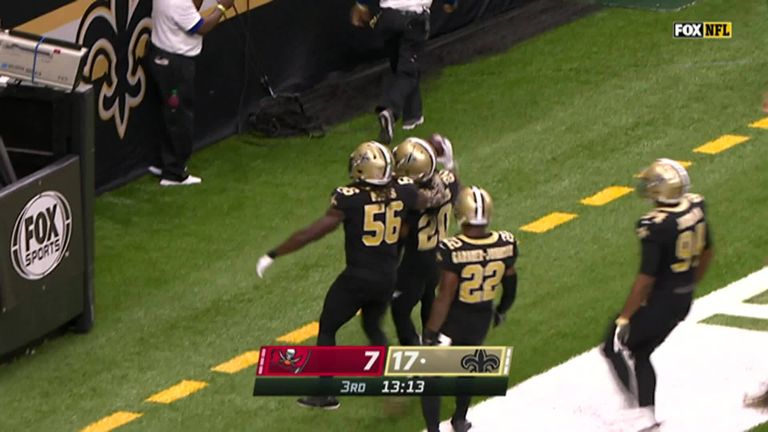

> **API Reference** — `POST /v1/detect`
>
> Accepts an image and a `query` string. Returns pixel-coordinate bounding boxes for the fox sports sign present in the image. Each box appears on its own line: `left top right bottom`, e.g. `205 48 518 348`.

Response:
11 191 73 280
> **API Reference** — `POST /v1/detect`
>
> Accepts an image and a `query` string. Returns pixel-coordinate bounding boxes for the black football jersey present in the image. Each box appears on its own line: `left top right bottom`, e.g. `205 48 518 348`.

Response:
636 193 712 293
402 170 461 260
330 177 420 280
436 231 518 311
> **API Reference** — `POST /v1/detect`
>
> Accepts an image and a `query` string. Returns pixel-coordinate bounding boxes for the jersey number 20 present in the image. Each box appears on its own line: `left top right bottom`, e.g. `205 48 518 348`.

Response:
363 201 403 246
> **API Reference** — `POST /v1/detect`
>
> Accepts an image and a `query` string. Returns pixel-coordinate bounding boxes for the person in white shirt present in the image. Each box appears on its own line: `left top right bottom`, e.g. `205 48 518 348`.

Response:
147 0 234 186
352 0 457 145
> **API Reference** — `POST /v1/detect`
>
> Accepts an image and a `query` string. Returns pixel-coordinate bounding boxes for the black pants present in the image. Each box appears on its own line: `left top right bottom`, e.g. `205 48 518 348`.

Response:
422 307 492 432
602 293 692 407
376 8 429 122
317 272 395 346
147 45 195 182
391 253 438 345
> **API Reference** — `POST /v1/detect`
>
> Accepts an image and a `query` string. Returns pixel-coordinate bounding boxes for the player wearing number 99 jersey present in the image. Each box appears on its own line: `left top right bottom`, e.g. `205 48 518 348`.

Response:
602 159 713 431
391 137 460 346
421 186 519 432
256 141 425 410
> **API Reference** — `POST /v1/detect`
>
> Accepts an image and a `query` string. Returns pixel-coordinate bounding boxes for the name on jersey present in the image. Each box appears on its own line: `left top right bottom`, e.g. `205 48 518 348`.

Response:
677 207 703 230
452 245 515 264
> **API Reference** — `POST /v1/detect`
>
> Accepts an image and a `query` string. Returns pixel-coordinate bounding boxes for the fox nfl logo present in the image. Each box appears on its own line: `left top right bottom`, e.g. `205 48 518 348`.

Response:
673 22 732 39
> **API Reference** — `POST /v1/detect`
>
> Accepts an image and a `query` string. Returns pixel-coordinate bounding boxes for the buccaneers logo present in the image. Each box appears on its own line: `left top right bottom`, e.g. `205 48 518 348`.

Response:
76 0 152 139
270 348 312 374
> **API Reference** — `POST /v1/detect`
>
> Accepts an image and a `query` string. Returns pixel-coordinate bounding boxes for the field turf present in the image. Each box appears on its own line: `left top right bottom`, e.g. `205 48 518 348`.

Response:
1 0 767 430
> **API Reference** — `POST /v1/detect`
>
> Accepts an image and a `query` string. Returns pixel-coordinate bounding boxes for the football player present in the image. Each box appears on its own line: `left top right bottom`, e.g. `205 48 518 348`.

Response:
602 158 714 430
421 186 519 432
391 135 459 346
256 141 438 410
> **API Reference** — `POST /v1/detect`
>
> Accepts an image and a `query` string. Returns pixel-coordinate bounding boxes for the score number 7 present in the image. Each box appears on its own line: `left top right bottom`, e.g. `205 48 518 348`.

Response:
364 350 380 371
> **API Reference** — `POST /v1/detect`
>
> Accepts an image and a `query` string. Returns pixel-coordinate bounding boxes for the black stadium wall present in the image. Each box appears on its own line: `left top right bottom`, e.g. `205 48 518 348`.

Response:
1 0 528 191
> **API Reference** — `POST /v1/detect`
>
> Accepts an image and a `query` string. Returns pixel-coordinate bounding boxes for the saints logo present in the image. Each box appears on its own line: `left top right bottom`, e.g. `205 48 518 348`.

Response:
460 349 501 373
76 0 152 139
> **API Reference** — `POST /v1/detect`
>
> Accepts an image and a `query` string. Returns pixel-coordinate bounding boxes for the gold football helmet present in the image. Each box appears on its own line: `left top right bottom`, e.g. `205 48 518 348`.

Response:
392 137 437 183
637 158 690 204
455 186 493 226
348 141 393 185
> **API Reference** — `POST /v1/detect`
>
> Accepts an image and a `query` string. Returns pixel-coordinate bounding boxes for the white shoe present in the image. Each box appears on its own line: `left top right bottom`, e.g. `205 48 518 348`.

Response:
148 165 162 177
617 407 660 432
160 175 202 186
402 116 424 130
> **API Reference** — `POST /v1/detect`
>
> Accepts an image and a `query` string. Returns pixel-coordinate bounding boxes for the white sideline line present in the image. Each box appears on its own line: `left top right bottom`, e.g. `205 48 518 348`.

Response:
429 268 768 432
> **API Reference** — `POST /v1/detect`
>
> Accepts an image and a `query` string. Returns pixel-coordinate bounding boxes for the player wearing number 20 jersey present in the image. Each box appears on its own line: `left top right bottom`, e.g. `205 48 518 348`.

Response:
421 186 518 432
391 137 460 346
602 159 713 431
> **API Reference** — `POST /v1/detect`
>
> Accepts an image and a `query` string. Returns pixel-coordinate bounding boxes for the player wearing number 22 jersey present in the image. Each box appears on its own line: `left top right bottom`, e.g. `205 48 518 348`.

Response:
391 137 460 346
421 186 519 432
602 159 713 431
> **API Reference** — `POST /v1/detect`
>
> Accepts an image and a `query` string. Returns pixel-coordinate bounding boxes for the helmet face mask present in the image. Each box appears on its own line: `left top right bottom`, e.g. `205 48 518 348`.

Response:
392 137 437 184
348 141 393 186
455 186 493 227
637 158 690 205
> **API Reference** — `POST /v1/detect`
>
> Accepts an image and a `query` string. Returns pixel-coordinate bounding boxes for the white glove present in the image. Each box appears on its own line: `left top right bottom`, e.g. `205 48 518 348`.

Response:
613 317 630 353
436 136 455 171
256 255 274 278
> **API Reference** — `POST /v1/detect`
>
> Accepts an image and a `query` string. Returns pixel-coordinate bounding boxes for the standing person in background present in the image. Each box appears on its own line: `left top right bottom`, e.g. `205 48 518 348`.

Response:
148 0 234 186
351 0 457 144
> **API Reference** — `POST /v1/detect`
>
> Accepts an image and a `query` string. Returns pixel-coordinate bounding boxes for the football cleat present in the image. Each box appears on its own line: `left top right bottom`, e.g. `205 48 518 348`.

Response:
402 115 424 130
454 186 493 226
348 141 393 185
296 396 341 410
159 175 202 186
636 158 690 204
392 137 437 183
451 418 473 432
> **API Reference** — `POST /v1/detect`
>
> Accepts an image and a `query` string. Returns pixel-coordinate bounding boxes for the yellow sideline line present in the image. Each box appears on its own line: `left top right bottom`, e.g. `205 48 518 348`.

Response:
520 212 578 234
580 186 634 206
694 134 750 155
212 351 260 374
80 411 143 432
748 117 768 129
276 321 319 343
145 380 208 404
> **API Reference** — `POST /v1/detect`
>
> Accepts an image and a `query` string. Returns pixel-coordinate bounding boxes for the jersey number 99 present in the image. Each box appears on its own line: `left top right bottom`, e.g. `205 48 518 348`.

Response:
363 202 404 246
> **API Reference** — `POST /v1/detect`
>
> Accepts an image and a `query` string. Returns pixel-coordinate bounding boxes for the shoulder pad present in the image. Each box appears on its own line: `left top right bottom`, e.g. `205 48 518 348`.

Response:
639 210 669 225
685 193 704 204
335 186 361 197
440 236 464 251
497 230 516 244
438 170 456 185
397 176 414 185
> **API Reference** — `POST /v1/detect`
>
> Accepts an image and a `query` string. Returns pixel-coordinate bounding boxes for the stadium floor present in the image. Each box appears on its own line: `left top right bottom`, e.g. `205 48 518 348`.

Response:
1 0 767 431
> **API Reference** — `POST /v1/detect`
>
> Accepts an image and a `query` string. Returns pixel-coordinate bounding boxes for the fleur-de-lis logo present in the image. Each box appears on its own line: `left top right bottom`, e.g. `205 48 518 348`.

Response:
76 0 152 139
460 349 501 373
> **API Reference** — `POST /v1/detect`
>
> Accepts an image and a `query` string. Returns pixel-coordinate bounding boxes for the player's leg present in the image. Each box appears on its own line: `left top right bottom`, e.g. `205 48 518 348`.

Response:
317 275 365 346
360 285 392 346
392 260 426 345
419 264 439 328
421 396 441 432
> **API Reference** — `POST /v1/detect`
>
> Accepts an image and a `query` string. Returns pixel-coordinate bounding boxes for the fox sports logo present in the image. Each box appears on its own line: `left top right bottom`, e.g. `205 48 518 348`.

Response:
11 191 73 280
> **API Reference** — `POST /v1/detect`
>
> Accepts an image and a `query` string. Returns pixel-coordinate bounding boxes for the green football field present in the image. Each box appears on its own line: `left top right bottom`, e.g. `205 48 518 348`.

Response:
2 0 768 430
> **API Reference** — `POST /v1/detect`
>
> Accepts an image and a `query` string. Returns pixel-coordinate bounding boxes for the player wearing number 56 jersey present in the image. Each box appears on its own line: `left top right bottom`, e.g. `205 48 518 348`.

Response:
256 141 426 410
421 186 519 432
602 159 713 431
391 136 460 346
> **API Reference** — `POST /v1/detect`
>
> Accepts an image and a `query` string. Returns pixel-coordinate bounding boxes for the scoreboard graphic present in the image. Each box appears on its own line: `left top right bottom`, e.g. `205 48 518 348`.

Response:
253 346 513 396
